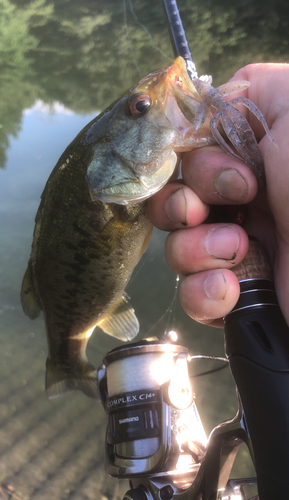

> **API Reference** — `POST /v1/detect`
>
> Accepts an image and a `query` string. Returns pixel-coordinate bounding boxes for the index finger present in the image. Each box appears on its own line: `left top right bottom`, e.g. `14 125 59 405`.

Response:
182 145 258 205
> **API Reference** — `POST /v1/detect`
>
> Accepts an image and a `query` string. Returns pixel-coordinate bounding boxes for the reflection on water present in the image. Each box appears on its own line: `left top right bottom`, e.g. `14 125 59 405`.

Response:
1 0 288 497
1 0 289 170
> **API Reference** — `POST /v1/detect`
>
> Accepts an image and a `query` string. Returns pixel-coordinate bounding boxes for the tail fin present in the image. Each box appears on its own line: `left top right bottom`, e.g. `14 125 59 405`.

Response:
45 358 98 399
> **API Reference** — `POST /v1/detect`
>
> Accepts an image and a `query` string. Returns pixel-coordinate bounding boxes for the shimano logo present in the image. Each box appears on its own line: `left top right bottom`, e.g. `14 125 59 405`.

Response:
119 416 139 424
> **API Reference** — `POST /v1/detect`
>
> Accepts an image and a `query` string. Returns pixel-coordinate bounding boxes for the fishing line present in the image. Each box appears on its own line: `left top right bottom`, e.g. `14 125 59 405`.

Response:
188 354 229 378
123 0 141 77
144 273 181 339
128 0 172 62
190 354 229 362
127 229 166 286
163 273 180 335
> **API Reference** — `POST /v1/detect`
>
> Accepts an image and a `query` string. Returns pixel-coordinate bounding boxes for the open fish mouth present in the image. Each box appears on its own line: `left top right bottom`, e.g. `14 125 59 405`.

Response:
171 84 200 125
166 58 203 126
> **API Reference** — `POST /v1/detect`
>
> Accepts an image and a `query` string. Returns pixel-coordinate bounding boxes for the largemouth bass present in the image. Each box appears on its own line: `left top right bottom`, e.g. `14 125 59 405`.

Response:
22 56 259 399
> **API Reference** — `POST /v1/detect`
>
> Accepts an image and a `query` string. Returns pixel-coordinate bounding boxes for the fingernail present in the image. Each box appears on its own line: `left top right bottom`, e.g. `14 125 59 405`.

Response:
205 225 239 260
215 169 247 202
165 188 187 225
204 271 228 300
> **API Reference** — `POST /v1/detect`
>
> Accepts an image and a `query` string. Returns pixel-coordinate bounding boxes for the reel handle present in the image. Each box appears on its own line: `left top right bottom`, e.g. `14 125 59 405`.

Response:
230 237 273 281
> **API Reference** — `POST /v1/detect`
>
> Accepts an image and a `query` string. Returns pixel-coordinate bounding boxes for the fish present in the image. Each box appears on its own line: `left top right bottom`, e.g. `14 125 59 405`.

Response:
21 56 269 399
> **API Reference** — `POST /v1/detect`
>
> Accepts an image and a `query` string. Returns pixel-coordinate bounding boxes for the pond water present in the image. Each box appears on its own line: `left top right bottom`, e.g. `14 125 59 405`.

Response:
0 0 288 498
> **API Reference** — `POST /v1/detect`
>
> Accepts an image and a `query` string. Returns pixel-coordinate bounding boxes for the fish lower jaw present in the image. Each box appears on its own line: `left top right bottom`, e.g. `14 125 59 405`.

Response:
91 165 177 205
93 183 162 205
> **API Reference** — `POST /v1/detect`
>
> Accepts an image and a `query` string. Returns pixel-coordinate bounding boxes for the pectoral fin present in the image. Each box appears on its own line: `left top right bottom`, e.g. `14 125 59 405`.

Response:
21 259 42 319
98 294 139 341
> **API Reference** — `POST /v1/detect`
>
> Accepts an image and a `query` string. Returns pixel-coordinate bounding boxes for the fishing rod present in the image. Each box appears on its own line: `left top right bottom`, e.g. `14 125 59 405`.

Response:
97 1 289 499
162 0 198 80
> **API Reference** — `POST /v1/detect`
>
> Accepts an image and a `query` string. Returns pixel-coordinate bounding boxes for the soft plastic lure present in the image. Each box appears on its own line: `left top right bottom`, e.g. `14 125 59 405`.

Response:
192 78 277 188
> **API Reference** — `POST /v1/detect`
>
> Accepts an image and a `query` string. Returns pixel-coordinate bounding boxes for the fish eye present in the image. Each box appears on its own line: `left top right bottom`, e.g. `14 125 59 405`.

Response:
128 93 152 116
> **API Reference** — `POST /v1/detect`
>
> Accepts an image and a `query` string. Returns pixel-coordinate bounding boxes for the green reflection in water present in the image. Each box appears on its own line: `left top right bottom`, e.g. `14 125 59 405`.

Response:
0 0 289 168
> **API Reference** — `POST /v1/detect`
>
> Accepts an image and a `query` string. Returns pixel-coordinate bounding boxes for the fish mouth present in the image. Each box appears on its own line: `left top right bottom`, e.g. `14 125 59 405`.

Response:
168 57 200 96
168 57 201 124
171 84 200 125
165 57 212 135
163 82 214 149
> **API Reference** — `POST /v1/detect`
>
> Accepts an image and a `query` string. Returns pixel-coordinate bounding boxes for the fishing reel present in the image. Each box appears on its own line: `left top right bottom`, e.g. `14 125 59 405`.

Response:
97 332 256 500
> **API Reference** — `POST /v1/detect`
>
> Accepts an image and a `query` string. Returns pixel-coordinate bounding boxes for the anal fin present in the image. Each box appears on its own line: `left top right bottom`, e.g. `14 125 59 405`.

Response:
98 294 139 341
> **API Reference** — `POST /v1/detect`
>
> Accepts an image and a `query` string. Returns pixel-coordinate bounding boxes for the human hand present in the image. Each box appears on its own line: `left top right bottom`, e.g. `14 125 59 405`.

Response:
148 63 289 328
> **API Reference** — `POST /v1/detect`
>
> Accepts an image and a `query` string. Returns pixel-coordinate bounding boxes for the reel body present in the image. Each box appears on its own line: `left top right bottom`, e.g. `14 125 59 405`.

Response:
98 338 206 480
